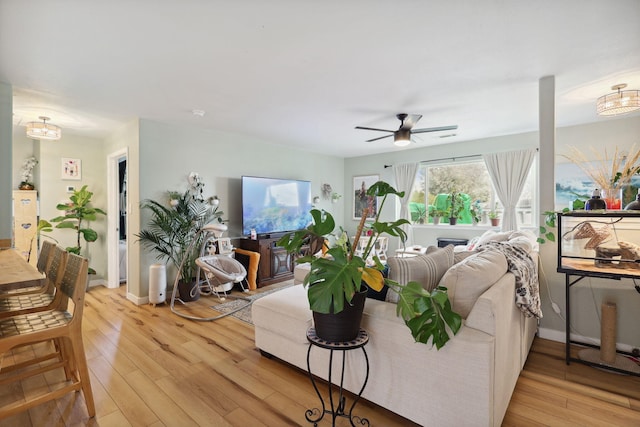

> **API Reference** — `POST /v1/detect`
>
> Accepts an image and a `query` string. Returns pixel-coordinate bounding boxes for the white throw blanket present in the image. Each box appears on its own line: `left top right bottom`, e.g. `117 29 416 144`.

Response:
478 241 542 319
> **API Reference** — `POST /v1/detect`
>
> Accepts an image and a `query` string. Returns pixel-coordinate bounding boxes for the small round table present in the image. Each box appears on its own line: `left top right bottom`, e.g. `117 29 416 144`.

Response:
305 327 370 426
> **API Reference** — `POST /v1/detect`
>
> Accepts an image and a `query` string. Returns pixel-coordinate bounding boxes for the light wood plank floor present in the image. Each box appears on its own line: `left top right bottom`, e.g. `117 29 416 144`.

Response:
1 283 639 426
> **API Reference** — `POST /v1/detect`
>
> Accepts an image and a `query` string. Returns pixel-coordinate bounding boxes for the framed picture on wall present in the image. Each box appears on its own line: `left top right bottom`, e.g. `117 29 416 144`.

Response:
353 174 379 219
218 238 233 254
61 158 82 180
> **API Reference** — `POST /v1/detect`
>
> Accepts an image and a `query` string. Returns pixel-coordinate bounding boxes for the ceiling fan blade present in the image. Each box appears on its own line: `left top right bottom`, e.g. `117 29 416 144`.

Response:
399 114 423 130
411 125 458 134
366 134 393 142
355 126 395 133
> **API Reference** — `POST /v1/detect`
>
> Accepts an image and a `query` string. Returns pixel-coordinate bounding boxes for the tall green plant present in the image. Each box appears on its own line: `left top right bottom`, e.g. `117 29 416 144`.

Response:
51 185 106 272
447 191 464 219
136 190 223 282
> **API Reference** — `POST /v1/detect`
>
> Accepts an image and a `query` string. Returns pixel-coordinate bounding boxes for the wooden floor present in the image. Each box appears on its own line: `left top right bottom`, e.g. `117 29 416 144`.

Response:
1 283 639 426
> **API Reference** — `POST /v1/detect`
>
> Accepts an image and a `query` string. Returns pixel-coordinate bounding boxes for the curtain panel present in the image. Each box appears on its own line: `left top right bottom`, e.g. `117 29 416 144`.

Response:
483 149 536 231
392 162 419 246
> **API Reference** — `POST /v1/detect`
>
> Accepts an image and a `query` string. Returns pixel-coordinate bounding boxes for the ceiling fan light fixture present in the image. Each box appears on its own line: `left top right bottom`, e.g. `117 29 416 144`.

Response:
26 116 62 140
596 84 640 116
393 129 411 147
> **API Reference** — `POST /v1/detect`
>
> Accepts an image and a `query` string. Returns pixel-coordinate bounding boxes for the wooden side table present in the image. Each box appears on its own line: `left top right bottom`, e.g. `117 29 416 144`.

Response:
305 327 370 426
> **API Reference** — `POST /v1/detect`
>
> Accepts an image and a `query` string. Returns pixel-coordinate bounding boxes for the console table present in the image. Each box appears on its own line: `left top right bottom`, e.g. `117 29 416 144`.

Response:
239 237 307 287
305 327 370 426
557 212 640 377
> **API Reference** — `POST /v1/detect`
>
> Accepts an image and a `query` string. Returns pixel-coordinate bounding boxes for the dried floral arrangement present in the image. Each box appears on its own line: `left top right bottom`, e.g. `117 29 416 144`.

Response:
562 145 640 190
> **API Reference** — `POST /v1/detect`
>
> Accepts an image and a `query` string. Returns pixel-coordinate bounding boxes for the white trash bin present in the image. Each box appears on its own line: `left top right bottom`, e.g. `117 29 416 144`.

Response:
149 264 167 306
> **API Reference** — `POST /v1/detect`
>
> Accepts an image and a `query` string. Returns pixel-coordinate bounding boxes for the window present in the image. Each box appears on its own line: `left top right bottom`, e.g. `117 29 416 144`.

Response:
408 158 536 227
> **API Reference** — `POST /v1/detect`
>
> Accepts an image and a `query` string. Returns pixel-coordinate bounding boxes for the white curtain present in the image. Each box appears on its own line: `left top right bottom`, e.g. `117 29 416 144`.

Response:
392 162 419 246
483 149 536 231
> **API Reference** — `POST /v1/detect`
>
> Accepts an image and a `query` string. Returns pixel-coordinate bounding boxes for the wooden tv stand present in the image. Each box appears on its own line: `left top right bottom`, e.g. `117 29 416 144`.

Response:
239 236 306 288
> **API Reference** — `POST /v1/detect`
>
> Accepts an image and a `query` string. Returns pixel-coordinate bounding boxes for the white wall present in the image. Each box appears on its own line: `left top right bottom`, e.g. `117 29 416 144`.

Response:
13 130 109 279
344 115 640 347
136 119 345 301
343 131 539 243
104 120 140 298
540 116 640 347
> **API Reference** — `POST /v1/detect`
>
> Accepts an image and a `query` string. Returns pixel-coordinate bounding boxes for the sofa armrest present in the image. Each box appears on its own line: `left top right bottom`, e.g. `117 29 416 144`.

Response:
464 271 524 425
465 272 518 336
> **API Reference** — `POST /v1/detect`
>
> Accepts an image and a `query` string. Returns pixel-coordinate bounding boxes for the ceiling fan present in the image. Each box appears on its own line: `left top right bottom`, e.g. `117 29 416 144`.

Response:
355 113 458 147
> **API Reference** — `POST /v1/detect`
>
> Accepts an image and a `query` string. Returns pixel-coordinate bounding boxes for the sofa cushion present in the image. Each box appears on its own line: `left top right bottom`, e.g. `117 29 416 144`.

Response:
439 249 508 318
251 285 312 344
386 245 454 303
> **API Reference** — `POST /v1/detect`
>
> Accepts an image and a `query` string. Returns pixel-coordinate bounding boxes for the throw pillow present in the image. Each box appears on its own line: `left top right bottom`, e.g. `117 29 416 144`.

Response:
386 245 454 303
427 244 475 264
366 265 389 301
453 249 478 264
438 249 508 318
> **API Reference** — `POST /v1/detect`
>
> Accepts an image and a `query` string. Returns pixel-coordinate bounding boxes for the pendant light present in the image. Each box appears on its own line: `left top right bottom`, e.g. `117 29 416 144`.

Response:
596 84 640 116
26 116 62 140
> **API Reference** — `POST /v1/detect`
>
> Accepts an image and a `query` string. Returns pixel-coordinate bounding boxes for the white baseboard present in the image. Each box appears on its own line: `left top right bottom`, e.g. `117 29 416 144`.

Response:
538 327 636 353
127 292 149 306
88 278 107 288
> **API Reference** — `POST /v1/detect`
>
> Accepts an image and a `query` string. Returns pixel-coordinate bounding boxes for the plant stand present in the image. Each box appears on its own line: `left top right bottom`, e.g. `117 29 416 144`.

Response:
305 327 369 426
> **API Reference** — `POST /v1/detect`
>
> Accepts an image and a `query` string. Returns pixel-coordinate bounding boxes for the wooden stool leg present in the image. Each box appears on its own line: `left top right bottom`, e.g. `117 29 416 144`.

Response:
69 332 95 417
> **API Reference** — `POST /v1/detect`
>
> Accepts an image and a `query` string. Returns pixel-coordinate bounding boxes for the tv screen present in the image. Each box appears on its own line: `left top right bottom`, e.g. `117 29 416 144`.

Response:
242 176 313 236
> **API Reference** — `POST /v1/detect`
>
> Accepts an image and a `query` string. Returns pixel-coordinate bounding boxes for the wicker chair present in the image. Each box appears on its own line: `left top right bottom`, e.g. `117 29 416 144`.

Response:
0 253 95 418
0 246 69 317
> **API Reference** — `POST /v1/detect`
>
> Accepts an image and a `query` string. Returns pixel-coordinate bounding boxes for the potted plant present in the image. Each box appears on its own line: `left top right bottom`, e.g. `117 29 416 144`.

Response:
278 181 461 349
470 200 483 225
19 156 38 190
430 209 446 225
447 191 464 225
50 185 106 274
488 203 500 227
413 204 428 224
137 184 223 302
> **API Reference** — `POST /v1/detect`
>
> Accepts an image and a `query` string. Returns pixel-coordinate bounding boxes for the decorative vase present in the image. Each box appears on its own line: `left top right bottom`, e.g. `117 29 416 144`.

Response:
432 216 440 225
585 189 607 210
312 290 367 342
602 187 622 210
490 218 500 227
449 217 457 225
19 183 35 190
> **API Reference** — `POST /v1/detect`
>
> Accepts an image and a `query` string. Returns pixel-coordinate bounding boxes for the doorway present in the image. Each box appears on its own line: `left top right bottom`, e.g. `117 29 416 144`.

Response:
107 148 128 289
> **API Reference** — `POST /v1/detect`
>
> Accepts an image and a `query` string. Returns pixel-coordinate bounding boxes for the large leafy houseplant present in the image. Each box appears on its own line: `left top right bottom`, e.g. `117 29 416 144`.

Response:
137 189 223 286
51 185 106 273
278 181 462 349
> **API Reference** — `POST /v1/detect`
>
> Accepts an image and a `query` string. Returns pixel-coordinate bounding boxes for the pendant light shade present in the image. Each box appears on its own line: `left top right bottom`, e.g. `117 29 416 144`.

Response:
26 116 62 140
596 84 640 116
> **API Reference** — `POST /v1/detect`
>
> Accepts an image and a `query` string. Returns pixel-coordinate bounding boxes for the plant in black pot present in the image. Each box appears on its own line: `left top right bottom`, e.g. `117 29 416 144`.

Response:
137 176 223 302
446 191 464 225
278 181 461 349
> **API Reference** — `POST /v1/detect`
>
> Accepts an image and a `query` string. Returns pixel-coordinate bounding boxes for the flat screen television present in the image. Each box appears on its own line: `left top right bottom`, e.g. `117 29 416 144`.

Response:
241 176 313 237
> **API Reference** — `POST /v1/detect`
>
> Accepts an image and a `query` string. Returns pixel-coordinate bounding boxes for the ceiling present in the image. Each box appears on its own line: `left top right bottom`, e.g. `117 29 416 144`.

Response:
1 1 639 158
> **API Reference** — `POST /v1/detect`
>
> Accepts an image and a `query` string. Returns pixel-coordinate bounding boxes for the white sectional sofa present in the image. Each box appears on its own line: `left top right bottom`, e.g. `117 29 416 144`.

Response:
252 233 539 426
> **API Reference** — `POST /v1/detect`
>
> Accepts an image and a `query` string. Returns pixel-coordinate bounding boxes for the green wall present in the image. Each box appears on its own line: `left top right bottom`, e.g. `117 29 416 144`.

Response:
136 119 345 300
0 82 12 240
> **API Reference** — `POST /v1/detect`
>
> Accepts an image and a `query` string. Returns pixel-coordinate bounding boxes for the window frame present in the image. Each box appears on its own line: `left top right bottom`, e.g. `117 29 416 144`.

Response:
408 157 538 229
